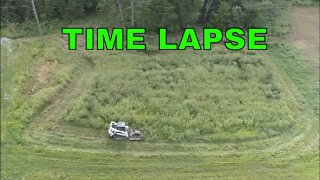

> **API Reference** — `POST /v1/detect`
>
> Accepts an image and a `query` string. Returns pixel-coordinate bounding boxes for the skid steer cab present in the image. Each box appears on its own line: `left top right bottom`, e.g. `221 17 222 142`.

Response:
107 121 143 141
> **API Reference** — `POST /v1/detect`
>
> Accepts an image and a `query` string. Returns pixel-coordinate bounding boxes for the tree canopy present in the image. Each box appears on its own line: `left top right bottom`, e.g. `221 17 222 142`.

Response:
1 0 303 32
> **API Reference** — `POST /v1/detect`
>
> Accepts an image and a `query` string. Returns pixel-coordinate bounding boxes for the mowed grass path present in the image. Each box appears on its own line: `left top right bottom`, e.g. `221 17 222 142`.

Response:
291 7 319 66
1 8 319 179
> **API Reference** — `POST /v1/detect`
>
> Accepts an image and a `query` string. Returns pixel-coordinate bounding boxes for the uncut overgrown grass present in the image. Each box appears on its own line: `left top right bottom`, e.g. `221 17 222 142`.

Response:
60 49 295 142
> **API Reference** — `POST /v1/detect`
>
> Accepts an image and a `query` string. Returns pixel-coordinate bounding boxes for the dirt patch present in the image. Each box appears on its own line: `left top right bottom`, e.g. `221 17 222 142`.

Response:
291 7 319 66
30 62 53 93
35 63 51 83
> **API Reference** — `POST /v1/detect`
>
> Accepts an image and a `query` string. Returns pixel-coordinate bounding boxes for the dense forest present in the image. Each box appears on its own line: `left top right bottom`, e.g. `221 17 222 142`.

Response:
2 0 317 31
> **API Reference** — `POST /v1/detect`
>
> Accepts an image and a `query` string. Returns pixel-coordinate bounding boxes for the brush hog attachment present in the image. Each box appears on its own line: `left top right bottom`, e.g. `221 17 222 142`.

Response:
129 129 143 141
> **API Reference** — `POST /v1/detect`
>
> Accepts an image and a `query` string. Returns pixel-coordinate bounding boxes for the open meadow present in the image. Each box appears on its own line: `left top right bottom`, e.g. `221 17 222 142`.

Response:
1 3 319 179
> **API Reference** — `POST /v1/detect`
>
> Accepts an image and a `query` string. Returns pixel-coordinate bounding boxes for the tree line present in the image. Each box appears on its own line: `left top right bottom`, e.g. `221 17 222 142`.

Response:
0 0 308 32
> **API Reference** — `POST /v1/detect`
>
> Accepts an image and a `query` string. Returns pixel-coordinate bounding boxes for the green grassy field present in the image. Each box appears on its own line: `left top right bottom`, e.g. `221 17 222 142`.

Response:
1 7 319 180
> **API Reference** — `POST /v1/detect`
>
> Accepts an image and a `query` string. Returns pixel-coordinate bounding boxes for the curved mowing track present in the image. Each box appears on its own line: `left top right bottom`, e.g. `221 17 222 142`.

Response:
2 8 319 179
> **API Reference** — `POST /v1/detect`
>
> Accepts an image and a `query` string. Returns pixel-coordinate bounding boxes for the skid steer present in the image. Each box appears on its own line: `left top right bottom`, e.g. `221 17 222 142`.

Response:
107 121 143 141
